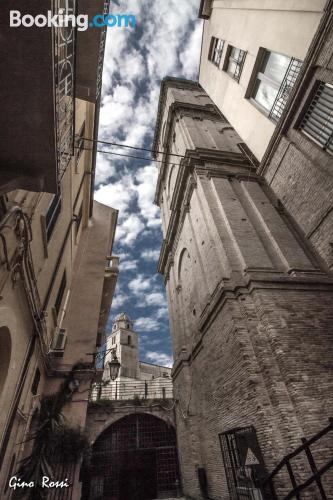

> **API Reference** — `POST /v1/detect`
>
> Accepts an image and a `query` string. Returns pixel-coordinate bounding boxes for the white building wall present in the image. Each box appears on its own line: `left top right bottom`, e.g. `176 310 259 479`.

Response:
199 0 325 159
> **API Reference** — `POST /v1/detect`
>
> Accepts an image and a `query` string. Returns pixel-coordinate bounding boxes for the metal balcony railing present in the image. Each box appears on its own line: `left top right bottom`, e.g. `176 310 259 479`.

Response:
96 1 111 100
90 378 173 402
53 0 76 181
269 57 302 122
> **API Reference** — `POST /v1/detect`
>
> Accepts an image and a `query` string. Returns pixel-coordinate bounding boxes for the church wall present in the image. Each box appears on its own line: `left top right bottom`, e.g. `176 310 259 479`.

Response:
173 287 333 499
155 79 333 499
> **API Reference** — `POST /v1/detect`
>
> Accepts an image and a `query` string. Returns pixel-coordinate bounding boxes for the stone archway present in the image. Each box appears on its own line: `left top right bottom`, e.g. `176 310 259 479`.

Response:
82 413 180 500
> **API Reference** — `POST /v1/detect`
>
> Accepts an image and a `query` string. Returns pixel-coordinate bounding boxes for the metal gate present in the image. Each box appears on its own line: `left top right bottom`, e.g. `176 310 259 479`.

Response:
219 426 268 500
82 413 180 500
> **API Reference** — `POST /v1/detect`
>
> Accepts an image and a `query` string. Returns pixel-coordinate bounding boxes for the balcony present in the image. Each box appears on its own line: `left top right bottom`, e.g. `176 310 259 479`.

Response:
0 0 76 194
75 0 110 102
90 377 173 404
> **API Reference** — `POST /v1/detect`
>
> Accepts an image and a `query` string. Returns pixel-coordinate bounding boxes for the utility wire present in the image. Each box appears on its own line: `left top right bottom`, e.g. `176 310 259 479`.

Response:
78 146 185 166
80 136 186 159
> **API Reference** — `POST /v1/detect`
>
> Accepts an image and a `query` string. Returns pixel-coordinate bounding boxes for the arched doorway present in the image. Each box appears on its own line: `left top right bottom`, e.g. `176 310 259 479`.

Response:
82 413 180 500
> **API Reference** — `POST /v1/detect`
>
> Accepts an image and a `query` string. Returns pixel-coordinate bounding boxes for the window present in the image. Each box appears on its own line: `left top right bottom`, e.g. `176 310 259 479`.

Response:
31 368 40 396
250 49 302 121
127 335 131 345
223 45 246 82
54 271 67 317
76 121 85 166
299 81 333 155
208 37 224 66
45 193 61 242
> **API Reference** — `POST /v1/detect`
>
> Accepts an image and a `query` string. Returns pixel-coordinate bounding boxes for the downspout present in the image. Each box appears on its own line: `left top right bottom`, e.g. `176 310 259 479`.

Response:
0 335 36 470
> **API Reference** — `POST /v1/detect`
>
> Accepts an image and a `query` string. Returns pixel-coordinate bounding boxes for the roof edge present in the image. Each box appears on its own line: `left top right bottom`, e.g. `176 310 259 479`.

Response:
198 0 212 19
152 77 200 157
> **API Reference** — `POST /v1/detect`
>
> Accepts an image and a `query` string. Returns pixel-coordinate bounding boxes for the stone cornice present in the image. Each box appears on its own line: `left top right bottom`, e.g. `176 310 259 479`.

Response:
152 78 202 158
157 150 256 277
172 275 333 380
154 101 222 206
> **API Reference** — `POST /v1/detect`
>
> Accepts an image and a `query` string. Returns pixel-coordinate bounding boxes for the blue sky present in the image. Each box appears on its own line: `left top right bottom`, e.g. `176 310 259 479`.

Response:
94 0 203 366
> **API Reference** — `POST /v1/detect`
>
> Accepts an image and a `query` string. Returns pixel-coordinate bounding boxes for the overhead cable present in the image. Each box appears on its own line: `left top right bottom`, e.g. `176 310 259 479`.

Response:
80 136 185 159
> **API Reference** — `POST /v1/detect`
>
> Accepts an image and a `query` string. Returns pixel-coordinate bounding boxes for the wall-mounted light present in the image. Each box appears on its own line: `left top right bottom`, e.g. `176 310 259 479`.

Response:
108 349 121 381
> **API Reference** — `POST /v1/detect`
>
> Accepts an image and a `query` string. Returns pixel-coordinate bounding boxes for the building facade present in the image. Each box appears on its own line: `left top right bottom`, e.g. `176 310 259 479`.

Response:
153 77 333 499
0 1 119 497
83 315 179 500
198 0 326 160
198 0 333 271
98 313 172 400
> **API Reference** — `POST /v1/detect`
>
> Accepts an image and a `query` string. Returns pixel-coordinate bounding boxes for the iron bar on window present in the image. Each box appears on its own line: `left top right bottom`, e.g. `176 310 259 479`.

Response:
300 81 333 155
269 57 302 122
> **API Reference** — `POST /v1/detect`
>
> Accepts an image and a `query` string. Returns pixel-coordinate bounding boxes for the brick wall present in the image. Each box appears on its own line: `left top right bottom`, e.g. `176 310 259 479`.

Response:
262 19 333 271
155 79 333 499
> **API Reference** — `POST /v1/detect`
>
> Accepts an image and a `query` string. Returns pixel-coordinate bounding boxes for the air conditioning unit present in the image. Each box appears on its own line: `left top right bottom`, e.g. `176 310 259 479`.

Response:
49 327 67 357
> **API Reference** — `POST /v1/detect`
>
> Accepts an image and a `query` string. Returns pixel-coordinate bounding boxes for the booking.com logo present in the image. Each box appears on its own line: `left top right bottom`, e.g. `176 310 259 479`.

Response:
9 10 136 31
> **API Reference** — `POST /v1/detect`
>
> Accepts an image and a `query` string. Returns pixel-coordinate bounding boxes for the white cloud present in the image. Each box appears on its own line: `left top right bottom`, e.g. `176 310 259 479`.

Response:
135 317 160 332
135 165 161 227
141 337 162 347
141 249 161 261
116 214 145 246
95 153 116 185
137 292 165 308
94 175 135 215
179 21 203 79
95 0 202 362
112 292 128 309
156 307 169 319
96 0 203 187
121 259 138 271
128 274 153 294
145 351 173 367
95 164 161 240
118 251 130 261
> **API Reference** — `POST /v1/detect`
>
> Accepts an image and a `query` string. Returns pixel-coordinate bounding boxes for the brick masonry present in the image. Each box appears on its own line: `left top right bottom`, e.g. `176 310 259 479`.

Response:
154 79 333 499
261 16 333 271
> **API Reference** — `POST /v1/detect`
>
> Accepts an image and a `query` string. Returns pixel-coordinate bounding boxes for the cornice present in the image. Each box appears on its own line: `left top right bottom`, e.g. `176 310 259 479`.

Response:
154 102 222 206
198 0 213 19
157 150 256 277
152 78 202 158
171 274 333 380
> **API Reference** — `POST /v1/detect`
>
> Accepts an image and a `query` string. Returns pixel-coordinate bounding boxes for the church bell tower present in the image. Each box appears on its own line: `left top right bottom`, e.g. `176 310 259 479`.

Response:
104 313 139 380
153 77 333 499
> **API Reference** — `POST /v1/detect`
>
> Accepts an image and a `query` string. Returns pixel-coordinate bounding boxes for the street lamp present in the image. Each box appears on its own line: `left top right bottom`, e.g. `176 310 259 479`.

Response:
86 346 121 381
108 349 121 381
